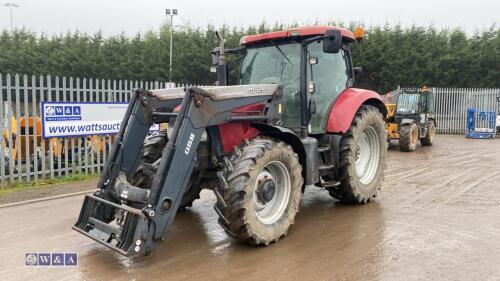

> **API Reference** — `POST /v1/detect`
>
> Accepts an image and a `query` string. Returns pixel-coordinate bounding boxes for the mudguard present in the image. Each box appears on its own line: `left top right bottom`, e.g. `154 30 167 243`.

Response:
251 123 318 185
326 88 387 134
429 116 437 126
400 118 416 126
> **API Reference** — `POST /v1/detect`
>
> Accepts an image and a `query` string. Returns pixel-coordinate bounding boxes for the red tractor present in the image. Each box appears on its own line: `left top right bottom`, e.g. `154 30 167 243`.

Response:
74 26 388 256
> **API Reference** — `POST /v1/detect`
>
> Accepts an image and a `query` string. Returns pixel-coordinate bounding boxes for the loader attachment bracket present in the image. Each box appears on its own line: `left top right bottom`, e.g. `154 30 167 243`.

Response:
72 194 149 256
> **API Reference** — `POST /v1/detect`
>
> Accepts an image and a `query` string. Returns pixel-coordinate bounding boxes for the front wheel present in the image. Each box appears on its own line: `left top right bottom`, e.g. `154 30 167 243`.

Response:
328 105 387 204
399 123 418 152
420 120 436 146
130 133 202 210
215 138 303 245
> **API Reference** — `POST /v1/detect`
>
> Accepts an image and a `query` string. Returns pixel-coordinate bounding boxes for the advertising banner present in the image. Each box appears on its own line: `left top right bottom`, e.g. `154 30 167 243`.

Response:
41 102 159 138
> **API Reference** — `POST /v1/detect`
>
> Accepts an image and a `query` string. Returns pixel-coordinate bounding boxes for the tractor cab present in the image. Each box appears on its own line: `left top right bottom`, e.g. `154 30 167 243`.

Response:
394 87 435 124
212 26 370 135
239 28 355 134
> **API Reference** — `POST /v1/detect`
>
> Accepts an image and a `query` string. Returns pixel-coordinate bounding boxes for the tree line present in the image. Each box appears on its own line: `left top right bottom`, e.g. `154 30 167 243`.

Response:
0 23 498 93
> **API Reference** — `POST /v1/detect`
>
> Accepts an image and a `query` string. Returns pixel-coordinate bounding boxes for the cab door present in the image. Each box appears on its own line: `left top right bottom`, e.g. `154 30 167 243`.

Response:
307 42 351 134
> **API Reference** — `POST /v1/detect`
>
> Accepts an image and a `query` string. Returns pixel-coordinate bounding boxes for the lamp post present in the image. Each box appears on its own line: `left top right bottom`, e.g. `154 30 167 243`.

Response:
4 3 20 32
165 8 178 83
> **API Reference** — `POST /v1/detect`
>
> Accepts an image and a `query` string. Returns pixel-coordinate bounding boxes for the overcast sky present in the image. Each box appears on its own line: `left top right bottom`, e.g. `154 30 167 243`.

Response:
0 0 498 36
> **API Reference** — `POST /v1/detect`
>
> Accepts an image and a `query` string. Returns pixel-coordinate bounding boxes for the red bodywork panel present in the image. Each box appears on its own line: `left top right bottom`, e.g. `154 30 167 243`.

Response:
218 123 259 153
240 25 356 45
326 88 385 134
175 103 262 154
218 104 264 153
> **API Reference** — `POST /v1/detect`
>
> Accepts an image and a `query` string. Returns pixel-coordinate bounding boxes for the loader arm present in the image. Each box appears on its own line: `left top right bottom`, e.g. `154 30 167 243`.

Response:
73 84 282 256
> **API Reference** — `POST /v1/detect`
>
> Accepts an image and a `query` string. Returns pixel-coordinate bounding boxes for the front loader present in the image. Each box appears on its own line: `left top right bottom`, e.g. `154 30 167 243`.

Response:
73 26 388 256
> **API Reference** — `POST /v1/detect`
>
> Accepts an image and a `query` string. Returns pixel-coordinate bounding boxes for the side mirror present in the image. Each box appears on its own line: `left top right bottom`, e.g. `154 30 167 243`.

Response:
323 29 342 53
211 47 220 66
353 66 363 76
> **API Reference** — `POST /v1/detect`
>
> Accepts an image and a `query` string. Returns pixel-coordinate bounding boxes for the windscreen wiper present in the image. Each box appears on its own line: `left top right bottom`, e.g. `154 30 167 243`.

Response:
271 41 293 65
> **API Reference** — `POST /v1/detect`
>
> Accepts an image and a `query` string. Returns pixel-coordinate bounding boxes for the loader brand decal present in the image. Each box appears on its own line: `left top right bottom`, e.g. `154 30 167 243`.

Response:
25 252 78 267
184 133 195 155
41 102 159 138
248 87 271 94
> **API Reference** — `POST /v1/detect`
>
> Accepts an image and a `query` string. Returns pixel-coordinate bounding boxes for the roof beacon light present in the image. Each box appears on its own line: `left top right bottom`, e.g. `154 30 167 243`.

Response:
354 27 365 41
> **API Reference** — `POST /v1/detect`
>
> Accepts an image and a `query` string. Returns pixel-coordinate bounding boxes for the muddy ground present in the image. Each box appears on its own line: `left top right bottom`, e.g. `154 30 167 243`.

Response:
1 134 499 281
0 179 96 205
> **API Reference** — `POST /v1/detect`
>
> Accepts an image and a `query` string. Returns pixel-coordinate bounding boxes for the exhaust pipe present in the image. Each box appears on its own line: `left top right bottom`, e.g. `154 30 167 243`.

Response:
215 31 227 86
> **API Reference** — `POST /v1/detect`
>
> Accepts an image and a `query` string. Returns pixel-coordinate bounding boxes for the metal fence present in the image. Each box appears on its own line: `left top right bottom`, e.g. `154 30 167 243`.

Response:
0 73 184 183
1 73 499 183
431 88 500 134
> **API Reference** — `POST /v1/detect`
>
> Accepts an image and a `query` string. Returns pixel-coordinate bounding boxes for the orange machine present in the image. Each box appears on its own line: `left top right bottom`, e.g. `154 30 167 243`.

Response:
3 116 109 163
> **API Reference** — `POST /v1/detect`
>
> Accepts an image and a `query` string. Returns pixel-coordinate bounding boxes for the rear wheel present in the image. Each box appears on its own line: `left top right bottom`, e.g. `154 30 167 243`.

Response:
420 120 436 146
399 123 418 152
327 105 386 204
215 138 303 245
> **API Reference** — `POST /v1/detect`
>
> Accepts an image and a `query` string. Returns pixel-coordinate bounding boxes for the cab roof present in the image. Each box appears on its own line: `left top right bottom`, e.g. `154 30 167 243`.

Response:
240 25 356 45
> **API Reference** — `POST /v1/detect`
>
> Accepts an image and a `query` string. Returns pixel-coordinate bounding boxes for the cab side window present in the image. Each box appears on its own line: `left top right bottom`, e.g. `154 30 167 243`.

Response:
307 41 350 133
427 94 435 113
307 42 349 97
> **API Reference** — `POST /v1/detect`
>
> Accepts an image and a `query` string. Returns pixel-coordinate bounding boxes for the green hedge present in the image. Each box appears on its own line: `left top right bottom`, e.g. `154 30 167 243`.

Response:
0 23 498 93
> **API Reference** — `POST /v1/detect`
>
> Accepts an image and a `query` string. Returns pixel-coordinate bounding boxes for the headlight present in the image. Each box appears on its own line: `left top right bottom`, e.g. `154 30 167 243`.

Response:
200 130 207 142
420 114 426 123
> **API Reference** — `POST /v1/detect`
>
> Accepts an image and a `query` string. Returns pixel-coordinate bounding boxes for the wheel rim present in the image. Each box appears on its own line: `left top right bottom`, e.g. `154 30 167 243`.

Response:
355 126 381 185
253 161 291 225
411 127 418 146
429 124 436 142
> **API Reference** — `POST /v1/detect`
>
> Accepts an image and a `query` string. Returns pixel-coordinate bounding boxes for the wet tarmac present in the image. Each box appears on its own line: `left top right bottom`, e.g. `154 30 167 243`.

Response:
1 134 500 281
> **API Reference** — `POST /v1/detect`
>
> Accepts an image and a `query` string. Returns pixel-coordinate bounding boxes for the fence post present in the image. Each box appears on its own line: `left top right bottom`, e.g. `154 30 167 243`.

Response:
47 75 56 179
69 77 76 174
31 75 38 181
39 75 46 179
6 74 14 181
0 74 4 183
95 79 101 172
14 74 23 181
23 74 30 181
55 75 62 177
77 77 83 173
62 76 69 176
87 78 93 174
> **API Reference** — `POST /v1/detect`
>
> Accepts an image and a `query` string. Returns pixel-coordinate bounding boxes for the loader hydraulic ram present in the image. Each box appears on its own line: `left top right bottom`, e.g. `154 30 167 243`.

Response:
73 85 282 256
